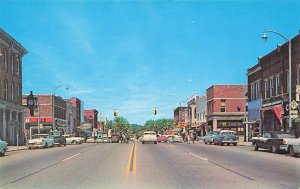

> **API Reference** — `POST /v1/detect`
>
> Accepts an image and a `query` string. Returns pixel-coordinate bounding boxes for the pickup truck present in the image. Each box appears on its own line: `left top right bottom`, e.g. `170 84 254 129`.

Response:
251 131 296 153
141 131 157 144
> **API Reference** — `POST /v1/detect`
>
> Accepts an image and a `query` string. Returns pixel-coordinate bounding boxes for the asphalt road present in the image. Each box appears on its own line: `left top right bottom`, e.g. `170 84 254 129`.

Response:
0 142 299 189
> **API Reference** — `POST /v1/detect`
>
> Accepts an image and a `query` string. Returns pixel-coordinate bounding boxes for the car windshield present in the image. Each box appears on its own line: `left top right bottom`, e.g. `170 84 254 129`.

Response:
32 135 47 139
221 132 235 136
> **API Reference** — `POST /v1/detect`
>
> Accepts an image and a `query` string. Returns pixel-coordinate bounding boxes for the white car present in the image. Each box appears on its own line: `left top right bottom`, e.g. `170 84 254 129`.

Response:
141 131 158 144
27 134 54 149
63 134 83 144
283 137 300 157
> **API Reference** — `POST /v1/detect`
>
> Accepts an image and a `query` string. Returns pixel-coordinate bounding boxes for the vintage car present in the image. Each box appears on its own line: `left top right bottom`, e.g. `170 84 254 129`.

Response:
141 131 157 144
251 131 296 153
287 137 300 157
0 139 8 156
63 134 83 144
167 135 184 143
157 135 168 143
203 131 220 144
213 130 239 146
49 131 66 147
27 134 55 149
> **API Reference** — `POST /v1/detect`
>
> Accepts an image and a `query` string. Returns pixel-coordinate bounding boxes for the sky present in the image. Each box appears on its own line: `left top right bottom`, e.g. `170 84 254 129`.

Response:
1 0 300 125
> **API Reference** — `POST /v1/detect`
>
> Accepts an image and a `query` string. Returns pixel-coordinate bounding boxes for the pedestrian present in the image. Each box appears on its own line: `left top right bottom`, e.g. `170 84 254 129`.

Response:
185 133 190 144
190 132 194 144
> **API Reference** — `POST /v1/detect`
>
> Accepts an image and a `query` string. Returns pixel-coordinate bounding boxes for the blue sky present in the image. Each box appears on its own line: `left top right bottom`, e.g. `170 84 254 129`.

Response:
1 0 300 125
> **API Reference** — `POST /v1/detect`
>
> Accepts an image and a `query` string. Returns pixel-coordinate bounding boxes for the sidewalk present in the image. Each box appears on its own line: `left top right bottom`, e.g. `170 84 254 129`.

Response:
7 146 28 152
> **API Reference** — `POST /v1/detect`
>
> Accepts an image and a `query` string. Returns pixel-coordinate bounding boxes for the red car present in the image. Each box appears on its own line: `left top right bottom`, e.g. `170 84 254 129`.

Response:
157 135 168 143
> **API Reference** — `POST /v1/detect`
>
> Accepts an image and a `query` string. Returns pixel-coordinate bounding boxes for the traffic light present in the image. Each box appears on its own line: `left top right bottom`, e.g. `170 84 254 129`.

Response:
153 108 157 115
114 111 119 117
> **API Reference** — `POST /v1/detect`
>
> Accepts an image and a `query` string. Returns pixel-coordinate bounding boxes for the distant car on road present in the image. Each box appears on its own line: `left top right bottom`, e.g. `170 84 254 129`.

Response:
251 131 297 153
0 139 8 156
213 130 239 146
63 134 83 144
157 135 168 143
167 135 184 143
27 134 54 149
141 131 157 144
203 131 220 144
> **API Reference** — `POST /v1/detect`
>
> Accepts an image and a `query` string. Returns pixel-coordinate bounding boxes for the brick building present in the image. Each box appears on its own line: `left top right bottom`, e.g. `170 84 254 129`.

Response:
22 95 67 139
206 85 247 138
66 97 84 127
248 31 300 135
0 28 27 145
84 109 98 131
174 106 188 129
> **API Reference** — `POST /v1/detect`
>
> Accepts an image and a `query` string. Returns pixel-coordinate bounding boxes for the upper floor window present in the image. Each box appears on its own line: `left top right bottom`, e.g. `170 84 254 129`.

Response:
264 79 269 99
4 80 8 100
250 84 255 101
256 81 260 99
4 51 7 72
11 83 14 102
11 55 14 75
269 78 273 97
220 99 226 112
16 59 20 76
275 75 280 96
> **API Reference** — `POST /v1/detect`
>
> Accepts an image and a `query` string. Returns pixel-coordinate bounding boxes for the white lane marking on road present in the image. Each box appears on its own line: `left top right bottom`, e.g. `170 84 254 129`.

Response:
62 153 81 162
188 152 208 161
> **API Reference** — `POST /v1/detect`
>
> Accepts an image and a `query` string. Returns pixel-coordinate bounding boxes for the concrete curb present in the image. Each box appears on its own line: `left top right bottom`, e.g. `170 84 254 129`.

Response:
7 147 28 152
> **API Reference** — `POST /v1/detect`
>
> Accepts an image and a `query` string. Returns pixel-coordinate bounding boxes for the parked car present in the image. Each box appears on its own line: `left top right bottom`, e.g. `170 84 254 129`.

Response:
287 137 300 157
141 131 157 144
0 139 8 156
251 131 297 153
203 131 220 144
157 135 168 143
27 134 55 149
213 130 239 146
63 134 83 144
49 131 66 147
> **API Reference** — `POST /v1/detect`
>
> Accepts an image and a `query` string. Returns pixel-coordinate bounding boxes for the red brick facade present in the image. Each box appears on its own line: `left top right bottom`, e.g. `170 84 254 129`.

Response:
206 85 247 136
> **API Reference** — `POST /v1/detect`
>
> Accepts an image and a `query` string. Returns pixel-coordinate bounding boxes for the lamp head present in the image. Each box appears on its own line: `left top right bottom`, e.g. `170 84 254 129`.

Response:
261 33 268 42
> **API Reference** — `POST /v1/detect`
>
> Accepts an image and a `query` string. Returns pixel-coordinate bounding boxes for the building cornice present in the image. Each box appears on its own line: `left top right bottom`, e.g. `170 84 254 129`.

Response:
0 28 28 56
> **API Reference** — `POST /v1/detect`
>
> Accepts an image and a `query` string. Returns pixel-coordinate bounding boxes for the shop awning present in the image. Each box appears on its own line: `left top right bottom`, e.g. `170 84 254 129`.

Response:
260 106 273 111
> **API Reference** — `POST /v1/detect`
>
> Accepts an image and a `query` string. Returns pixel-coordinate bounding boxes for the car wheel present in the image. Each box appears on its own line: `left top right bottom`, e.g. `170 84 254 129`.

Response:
254 143 258 151
271 145 277 153
73 140 78 145
44 143 48 149
233 143 237 146
0 149 4 156
289 146 296 157
154 141 157 144
142 141 144 144
204 141 207 144
227 143 230 146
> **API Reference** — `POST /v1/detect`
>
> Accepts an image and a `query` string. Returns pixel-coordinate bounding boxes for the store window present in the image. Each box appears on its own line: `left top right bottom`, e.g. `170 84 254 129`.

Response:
269 77 273 97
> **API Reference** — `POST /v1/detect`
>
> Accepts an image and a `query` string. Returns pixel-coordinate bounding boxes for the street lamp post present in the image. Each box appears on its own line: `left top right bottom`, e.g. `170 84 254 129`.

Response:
52 84 68 131
262 30 292 129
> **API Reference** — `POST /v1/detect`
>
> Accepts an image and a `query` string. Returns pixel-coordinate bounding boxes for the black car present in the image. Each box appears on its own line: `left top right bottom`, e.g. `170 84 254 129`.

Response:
251 131 295 153
49 131 66 147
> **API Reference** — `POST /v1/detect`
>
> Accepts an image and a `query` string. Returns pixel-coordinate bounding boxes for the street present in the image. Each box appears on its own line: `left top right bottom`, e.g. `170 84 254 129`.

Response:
0 142 299 189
